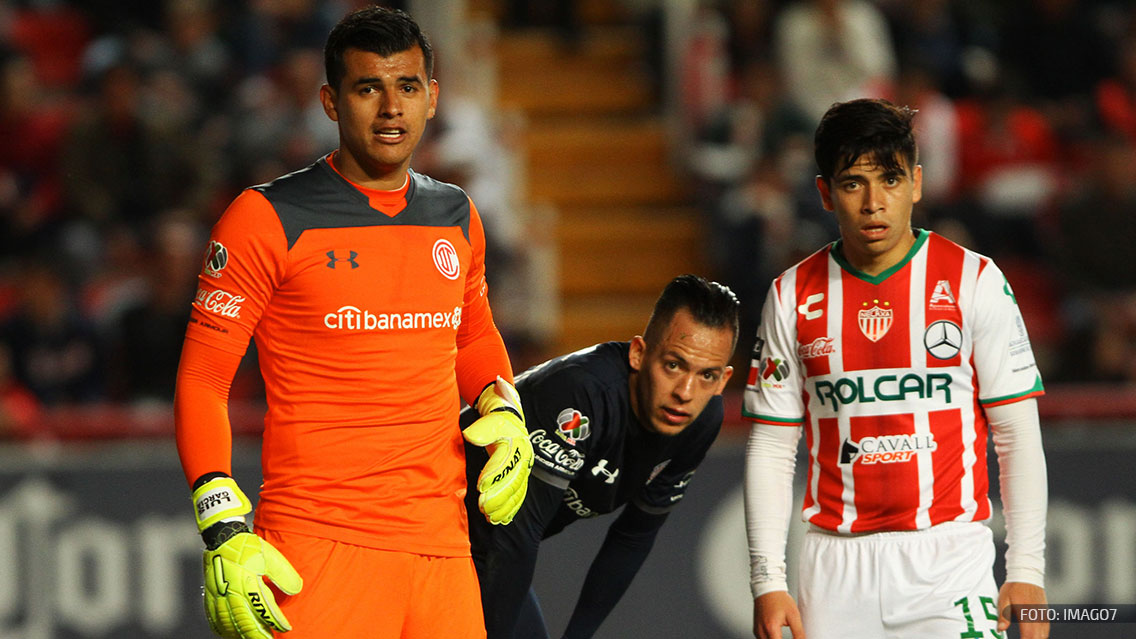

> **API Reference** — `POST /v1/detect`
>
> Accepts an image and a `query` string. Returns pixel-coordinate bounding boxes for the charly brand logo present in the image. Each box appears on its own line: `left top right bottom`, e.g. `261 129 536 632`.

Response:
323 305 461 331
202 240 228 278
924 320 963 360
432 239 460 280
839 433 937 465
858 299 893 342
195 288 244 319
326 250 359 269
530 429 585 472
797 292 824 320
555 408 591 444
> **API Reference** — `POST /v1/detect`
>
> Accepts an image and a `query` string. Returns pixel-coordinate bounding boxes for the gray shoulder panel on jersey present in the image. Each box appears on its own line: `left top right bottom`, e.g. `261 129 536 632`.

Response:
252 159 472 250
533 467 571 490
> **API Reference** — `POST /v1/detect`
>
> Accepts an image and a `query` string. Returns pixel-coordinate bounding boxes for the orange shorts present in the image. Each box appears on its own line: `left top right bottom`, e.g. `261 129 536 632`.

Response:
260 528 485 639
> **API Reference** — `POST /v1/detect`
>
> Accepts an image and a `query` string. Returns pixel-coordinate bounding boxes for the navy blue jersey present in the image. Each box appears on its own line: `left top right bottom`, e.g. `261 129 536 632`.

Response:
462 341 724 638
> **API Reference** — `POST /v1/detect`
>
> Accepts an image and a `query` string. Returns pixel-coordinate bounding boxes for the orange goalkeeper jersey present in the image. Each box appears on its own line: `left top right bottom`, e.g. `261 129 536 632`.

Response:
178 155 511 556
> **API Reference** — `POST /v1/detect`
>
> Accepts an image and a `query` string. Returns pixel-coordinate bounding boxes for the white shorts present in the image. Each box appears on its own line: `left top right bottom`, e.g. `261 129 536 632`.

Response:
798 521 1002 639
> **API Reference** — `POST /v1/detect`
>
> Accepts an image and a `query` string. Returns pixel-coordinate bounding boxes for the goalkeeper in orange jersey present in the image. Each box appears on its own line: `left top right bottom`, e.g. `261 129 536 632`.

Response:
174 7 531 639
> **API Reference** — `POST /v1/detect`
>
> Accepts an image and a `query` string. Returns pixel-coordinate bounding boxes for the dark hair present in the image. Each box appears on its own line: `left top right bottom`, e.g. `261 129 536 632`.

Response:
324 6 434 91
814 98 918 180
644 274 740 351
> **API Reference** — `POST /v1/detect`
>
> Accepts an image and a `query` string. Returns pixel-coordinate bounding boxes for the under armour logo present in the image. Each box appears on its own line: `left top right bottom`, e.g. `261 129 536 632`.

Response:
327 250 359 269
591 459 620 484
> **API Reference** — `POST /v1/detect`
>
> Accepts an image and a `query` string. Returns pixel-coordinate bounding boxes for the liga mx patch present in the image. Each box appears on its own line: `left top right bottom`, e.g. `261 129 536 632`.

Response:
761 357 789 382
202 240 228 278
555 408 591 444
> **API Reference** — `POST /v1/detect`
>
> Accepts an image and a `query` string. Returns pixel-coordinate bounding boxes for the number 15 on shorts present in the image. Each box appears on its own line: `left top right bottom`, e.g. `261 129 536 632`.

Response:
954 595 1003 639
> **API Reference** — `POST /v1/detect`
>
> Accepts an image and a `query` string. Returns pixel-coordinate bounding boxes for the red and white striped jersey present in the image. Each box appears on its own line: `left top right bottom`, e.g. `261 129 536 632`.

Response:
743 230 1044 533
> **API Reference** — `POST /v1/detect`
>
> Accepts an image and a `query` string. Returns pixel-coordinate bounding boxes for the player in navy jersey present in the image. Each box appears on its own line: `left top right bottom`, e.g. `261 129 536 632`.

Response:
463 274 740 639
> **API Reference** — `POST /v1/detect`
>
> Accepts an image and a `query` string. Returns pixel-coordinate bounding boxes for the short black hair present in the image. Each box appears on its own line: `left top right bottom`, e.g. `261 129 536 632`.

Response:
644 274 740 352
324 6 434 92
814 98 918 180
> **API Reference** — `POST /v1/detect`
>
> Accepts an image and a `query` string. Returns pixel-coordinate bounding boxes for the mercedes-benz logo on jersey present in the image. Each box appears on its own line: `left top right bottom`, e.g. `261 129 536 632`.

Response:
432 239 460 280
924 320 962 360
202 240 228 278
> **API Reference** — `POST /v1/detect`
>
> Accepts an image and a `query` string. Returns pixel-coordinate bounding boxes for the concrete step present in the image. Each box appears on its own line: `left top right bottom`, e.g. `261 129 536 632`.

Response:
495 25 643 68
555 293 659 353
526 160 689 206
499 69 654 116
471 0 631 28
495 27 655 116
523 116 669 168
556 207 706 296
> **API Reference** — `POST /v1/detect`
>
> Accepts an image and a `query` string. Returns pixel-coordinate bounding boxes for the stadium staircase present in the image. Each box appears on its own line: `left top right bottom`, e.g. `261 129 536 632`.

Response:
487 1 707 355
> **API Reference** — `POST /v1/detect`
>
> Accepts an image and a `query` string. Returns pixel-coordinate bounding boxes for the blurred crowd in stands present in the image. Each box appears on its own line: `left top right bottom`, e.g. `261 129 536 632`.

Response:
2 0 1136 438
0 0 537 438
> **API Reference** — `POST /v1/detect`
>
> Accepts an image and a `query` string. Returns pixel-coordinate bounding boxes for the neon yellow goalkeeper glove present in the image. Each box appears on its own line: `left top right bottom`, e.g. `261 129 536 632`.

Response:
193 476 302 639
462 376 534 525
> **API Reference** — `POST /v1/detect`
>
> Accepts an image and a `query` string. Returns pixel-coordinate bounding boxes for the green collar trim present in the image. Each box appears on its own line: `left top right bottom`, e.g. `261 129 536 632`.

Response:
831 228 928 285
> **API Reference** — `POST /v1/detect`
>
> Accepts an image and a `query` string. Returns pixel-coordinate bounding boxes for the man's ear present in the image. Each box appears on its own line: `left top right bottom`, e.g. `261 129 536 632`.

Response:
815 175 835 212
717 366 734 394
628 336 646 372
427 78 439 119
319 84 338 122
911 164 923 204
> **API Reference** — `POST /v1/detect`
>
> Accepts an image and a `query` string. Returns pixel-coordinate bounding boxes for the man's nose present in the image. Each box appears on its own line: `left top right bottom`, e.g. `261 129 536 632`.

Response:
379 89 402 117
673 374 695 402
862 185 884 214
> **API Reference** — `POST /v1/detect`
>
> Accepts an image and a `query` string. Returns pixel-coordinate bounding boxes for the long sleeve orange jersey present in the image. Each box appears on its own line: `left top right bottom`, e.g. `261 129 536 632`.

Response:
175 155 512 556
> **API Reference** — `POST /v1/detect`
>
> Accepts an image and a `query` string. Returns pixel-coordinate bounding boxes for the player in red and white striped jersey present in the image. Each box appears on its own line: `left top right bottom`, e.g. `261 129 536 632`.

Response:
744 99 1049 639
